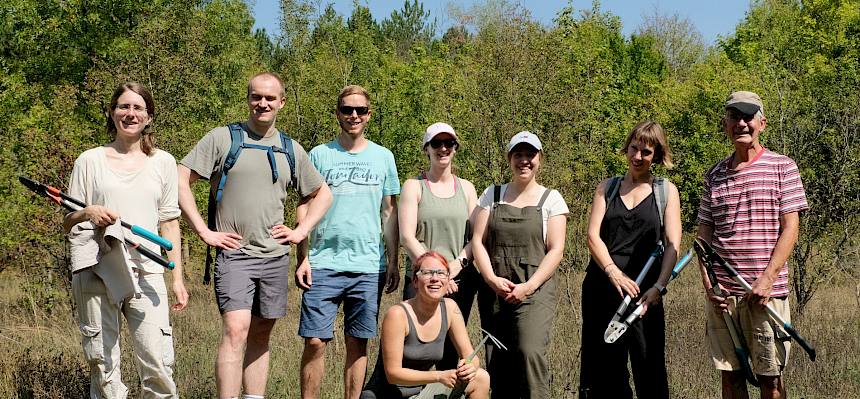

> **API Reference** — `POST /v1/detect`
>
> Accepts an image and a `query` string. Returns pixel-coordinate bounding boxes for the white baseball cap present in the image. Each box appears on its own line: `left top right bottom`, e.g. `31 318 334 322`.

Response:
423 122 458 146
506 131 543 153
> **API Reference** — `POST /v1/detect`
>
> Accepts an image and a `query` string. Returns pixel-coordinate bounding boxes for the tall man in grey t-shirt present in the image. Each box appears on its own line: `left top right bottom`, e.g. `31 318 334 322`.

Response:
178 72 332 399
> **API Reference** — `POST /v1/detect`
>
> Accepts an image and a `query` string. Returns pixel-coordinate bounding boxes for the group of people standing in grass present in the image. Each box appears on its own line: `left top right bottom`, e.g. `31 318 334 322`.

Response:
63 68 806 399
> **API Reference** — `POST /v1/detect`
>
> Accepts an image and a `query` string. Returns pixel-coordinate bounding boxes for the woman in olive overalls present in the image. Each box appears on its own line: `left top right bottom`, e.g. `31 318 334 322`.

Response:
578 121 682 398
472 131 569 399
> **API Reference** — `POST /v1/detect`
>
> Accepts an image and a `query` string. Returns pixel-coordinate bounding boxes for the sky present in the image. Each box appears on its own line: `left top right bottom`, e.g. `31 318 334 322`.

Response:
250 0 752 44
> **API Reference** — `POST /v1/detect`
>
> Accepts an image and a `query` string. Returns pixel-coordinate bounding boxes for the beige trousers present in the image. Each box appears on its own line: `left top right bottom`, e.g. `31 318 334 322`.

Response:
72 268 177 399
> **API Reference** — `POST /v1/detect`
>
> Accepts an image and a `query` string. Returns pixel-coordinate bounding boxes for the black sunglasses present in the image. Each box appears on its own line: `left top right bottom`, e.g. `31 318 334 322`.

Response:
428 139 458 149
338 106 370 116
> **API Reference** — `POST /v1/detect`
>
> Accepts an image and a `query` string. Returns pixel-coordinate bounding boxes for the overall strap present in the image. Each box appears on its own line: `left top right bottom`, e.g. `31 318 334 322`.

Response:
536 187 553 209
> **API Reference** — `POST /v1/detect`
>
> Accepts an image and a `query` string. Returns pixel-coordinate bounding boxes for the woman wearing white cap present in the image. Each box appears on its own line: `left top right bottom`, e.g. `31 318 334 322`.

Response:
471 131 569 398
398 122 481 370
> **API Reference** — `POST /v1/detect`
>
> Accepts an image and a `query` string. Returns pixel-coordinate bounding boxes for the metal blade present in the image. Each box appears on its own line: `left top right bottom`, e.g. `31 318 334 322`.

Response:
604 321 628 343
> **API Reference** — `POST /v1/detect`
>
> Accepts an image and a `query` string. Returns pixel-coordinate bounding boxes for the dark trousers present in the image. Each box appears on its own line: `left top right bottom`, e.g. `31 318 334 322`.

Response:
578 274 669 399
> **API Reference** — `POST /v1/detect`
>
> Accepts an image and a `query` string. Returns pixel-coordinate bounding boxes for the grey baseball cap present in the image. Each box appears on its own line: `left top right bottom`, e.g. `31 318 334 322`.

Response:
725 91 764 115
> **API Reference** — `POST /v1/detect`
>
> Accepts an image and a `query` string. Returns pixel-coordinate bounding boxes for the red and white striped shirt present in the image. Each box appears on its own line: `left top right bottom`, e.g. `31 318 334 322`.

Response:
697 149 808 297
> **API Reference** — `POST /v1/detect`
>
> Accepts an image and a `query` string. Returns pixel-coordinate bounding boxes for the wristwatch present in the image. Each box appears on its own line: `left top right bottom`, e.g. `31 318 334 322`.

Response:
653 283 667 296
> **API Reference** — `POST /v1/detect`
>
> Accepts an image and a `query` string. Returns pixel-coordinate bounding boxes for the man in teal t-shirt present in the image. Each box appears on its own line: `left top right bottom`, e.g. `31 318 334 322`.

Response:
297 85 401 399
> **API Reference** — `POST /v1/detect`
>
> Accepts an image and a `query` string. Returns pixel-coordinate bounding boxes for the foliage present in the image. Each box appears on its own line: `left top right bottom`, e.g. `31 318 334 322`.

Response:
1 0 857 315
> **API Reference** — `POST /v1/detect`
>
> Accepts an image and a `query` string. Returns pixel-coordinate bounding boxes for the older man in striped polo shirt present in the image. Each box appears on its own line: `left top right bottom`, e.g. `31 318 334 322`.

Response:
696 91 808 399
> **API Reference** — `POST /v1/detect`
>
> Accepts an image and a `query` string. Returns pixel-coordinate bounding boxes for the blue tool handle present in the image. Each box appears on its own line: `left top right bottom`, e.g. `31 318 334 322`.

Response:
130 224 173 251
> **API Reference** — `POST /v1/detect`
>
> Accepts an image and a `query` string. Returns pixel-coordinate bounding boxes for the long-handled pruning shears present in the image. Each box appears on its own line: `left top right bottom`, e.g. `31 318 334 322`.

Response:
603 242 663 343
694 237 758 386
19 176 175 270
695 237 816 363
603 248 694 343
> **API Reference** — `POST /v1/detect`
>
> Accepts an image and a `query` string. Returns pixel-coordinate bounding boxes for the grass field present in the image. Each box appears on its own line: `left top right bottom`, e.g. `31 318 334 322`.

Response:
0 263 857 398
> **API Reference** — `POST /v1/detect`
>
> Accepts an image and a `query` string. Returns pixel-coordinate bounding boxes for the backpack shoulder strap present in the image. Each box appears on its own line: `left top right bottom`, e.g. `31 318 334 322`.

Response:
653 176 668 230
214 123 245 203
604 176 623 205
279 130 296 187
493 185 501 206
205 122 243 285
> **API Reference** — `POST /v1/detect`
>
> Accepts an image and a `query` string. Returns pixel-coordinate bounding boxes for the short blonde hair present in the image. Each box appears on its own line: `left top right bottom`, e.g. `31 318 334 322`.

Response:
337 85 371 108
622 121 674 169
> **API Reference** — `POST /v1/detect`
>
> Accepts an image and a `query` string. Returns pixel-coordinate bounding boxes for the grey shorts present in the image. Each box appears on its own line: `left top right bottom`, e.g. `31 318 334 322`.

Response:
214 249 290 319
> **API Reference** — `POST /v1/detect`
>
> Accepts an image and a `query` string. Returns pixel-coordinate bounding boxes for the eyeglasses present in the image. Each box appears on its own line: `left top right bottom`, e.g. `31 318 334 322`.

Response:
725 111 758 123
116 104 148 115
415 269 450 279
338 106 370 116
428 139 458 149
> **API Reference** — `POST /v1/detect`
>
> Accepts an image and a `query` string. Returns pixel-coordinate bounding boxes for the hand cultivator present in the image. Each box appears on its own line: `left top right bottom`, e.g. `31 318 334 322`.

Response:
19 176 175 270
603 243 663 344
448 328 507 398
603 247 694 344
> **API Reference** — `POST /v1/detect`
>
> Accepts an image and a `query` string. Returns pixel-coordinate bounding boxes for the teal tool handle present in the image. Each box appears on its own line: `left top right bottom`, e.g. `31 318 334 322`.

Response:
130 224 173 251
670 249 694 281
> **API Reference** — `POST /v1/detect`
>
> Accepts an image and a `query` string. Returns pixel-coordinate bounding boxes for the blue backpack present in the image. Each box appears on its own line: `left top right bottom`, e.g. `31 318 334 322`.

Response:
204 122 296 284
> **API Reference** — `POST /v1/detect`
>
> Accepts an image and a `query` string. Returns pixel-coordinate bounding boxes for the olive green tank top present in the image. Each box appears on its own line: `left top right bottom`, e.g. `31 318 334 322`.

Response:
405 175 470 277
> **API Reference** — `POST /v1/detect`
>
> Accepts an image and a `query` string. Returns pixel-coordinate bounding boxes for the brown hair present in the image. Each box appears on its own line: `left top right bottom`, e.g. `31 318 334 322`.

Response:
106 82 156 155
411 251 450 277
337 85 371 109
621 121 674 169
247 72 286 98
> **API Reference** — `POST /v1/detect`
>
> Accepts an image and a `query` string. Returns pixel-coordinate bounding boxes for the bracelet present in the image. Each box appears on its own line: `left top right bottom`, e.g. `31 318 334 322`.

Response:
602 262 616 272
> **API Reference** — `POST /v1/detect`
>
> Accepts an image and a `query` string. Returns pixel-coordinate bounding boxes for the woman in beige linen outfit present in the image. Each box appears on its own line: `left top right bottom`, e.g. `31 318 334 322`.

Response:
64 82 188 398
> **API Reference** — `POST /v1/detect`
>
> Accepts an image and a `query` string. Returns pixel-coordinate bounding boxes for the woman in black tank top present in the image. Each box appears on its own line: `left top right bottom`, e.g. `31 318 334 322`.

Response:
361 252 489 399
578 122 683 399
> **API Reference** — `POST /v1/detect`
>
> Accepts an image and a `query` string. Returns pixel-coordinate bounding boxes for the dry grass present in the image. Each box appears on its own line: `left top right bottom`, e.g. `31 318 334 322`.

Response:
0 265 856 398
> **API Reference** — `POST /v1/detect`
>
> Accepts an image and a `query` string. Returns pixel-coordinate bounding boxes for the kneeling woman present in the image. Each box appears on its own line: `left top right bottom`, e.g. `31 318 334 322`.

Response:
361 251 490 399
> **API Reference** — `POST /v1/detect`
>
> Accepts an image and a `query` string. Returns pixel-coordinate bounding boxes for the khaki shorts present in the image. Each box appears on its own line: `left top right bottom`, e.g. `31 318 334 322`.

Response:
706 296 791 376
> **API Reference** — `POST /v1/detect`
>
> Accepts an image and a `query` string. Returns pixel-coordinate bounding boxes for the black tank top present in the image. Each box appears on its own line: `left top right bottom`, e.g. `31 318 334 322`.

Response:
588 191 662 286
